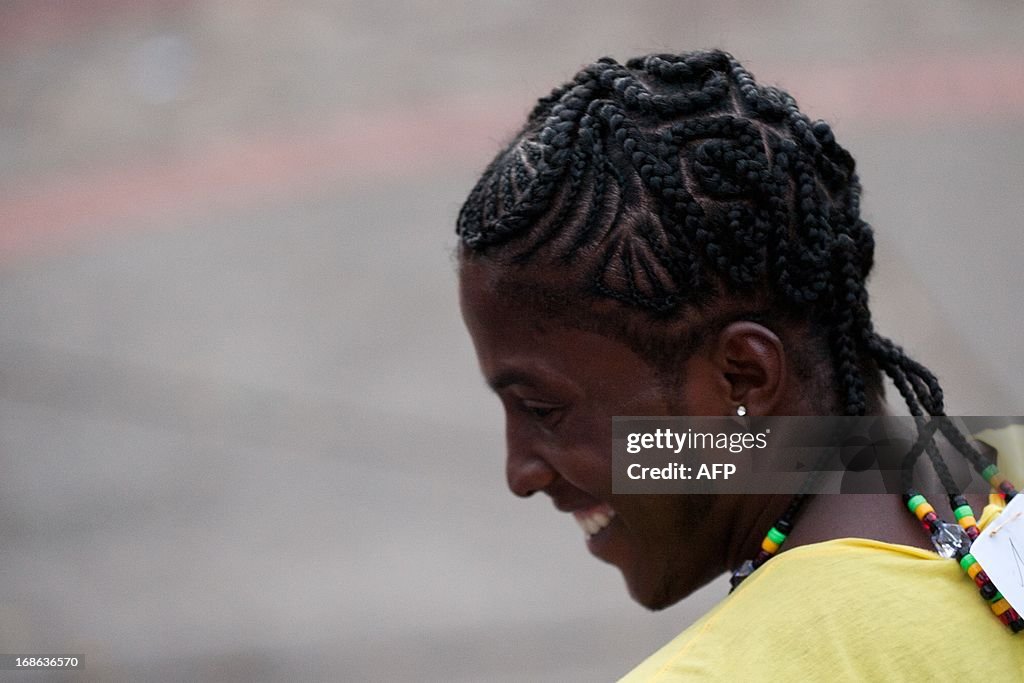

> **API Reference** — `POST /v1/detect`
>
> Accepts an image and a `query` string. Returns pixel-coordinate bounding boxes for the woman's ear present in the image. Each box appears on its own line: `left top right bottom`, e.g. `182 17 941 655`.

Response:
710 321 786 416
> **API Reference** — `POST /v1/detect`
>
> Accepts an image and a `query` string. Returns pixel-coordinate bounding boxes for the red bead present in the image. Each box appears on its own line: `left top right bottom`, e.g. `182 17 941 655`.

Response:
920 511 939 532
753 550 772 566
966 526 980 541
975 570 991 588
1005 609 1024 633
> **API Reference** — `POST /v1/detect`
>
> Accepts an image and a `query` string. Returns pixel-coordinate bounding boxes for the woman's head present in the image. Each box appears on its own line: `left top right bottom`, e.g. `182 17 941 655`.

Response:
457 50 895 416
456 50 953 606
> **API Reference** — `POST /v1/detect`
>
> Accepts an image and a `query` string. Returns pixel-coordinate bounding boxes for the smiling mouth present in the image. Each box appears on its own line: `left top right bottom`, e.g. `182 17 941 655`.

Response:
572 504 617 539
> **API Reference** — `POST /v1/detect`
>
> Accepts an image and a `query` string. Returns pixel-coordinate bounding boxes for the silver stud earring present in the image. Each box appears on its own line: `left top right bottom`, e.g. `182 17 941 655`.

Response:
736 405 747 417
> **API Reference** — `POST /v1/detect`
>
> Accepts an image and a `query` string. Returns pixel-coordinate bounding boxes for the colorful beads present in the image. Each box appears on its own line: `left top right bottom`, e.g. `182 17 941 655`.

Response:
730 496 809 592
905 486 1024 634
759 526 788 555
991 598 1012 616
913 502 935 521
958 552 1023 631
905 493 950 536
906 494 926 513
991 475 1008 495
999 612 1024 631
978 465 1017 500
949 501 980 536
952 504 977 531
953 505 973 520
1003 609 1024 633
959 553 1022 631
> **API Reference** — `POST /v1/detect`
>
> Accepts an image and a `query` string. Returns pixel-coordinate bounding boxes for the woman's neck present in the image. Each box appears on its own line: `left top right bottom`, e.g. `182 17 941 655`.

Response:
772 400 991 554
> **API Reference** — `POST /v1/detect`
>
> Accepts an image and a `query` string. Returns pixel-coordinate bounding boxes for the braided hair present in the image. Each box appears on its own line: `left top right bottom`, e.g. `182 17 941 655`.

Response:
456 50 984 497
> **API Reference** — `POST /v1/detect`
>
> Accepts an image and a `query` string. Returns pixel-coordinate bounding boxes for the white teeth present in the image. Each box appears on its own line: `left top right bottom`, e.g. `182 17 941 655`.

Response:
573 507 616 538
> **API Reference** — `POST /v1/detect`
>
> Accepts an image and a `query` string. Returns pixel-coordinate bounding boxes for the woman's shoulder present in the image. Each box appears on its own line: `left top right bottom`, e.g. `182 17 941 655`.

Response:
621 538 1021 681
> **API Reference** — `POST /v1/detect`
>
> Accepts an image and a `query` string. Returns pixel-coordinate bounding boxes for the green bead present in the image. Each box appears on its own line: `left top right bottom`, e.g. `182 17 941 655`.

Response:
959 554 977 571
982 464 999 481
767 527 787 545
907 494 926 513
953 505 973 521
991 592 1003 603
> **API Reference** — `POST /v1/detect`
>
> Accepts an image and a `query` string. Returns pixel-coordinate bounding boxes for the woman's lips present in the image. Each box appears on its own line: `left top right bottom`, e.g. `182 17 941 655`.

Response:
572 503 617 538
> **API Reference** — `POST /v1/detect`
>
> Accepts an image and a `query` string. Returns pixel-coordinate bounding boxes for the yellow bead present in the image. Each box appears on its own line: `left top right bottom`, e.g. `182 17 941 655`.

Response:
991 598 1012 616
967 562 983 579
761 537 780 554
914 502 935 521
957 516 977 530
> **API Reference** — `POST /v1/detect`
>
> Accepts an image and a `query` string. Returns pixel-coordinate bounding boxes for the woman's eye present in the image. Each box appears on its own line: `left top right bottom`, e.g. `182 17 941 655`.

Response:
522 401 560 420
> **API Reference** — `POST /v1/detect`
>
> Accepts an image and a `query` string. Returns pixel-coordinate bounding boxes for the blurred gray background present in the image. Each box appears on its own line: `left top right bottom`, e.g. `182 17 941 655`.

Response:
1 1 1022 681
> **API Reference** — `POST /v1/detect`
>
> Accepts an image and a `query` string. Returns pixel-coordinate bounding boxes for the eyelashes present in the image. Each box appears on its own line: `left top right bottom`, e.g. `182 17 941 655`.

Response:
522 400 559 418
520 399 564 425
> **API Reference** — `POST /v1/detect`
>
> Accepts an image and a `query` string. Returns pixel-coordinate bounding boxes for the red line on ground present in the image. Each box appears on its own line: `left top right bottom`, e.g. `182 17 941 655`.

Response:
0 95 523 259
1 55 1022 261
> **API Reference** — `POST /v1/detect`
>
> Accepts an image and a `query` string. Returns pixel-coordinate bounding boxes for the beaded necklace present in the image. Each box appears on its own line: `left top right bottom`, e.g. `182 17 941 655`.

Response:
728 427 1024 634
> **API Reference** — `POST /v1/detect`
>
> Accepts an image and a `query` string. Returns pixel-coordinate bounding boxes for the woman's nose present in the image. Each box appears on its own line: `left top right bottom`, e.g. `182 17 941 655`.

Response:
505 438 557 498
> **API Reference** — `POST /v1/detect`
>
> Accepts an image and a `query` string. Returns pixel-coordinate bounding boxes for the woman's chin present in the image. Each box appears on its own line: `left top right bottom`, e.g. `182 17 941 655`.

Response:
620 563 681 611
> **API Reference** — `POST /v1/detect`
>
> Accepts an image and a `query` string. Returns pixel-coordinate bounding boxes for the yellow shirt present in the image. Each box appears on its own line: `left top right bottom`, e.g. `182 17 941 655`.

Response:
621 426 1024 681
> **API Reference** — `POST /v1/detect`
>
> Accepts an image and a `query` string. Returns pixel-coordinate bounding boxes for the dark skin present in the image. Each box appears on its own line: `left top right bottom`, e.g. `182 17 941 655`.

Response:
460 257 987 609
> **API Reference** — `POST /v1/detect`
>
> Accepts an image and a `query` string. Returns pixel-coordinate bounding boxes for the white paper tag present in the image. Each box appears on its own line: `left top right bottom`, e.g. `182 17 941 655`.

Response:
970 493 1024 613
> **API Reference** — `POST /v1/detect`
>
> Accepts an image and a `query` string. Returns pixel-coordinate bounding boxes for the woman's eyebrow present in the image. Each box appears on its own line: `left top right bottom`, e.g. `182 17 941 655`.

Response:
487 370 538 392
